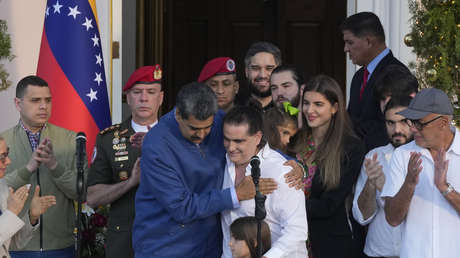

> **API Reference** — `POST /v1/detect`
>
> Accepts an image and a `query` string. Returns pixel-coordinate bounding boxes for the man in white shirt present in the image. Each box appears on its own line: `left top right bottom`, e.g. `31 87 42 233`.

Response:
352 96 413 257
382 88 460 258
221 106 308 258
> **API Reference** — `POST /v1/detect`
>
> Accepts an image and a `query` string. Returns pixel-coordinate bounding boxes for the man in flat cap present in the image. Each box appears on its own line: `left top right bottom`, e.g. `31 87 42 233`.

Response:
198 57 239 113
381 88 460 258
86 65 164 258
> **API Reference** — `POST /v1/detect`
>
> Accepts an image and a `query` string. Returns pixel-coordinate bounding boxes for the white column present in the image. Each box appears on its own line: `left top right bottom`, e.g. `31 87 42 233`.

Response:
112 0 123 124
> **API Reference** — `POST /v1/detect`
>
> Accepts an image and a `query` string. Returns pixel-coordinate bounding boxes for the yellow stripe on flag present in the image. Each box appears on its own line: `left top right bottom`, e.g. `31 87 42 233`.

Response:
88 0 98 25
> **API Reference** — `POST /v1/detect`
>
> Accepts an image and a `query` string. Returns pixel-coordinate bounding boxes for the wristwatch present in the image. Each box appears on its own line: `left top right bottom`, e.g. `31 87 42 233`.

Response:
441 183 455 196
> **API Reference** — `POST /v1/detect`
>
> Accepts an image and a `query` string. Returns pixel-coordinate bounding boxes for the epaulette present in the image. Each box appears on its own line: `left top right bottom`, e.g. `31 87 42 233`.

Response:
119 129 129 136
99 124 121 135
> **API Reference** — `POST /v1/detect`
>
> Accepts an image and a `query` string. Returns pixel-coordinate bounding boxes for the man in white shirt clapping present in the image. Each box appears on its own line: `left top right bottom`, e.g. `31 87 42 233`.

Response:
352 96 414 258
382 88 460 258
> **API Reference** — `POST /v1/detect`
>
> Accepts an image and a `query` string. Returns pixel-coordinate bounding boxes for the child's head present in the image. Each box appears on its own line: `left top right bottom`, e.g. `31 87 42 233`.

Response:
263 107 298 153
229 216 271 258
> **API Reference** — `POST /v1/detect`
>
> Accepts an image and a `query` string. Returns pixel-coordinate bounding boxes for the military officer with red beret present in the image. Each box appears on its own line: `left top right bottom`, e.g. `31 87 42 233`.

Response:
86 65 164 258
198 57 239 113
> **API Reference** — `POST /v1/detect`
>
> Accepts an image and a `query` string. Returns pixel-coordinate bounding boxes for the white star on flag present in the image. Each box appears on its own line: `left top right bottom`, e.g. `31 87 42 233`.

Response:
82 17 93 31
94 72 103 86
68 5 81 19
86 88 98 102
91 34 100 47
95 54 102 66
46 7 50 16
53 0 63 14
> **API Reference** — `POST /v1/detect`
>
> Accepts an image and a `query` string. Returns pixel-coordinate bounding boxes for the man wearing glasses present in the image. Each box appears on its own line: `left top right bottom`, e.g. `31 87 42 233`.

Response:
0 136 56 258
382 88 460 258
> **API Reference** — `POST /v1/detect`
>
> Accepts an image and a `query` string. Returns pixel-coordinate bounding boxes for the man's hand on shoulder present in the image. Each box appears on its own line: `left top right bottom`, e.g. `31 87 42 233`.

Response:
236 176 256 201
283 160 304 189
130 132 147 149
259 178 277 195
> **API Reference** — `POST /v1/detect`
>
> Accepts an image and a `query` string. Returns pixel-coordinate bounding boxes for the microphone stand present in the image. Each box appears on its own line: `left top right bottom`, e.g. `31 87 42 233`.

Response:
251 157 266 258
75 135 86 258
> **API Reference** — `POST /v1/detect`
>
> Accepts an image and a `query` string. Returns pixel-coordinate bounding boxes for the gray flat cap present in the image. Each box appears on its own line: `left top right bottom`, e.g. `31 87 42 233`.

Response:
397 88 453 120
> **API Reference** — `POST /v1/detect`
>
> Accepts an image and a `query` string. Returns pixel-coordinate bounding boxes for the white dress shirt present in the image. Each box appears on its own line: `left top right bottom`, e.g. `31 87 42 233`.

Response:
352 143 401 257
0 179 38 258
381 128 460 258
131 120 158 133
221 144 308 258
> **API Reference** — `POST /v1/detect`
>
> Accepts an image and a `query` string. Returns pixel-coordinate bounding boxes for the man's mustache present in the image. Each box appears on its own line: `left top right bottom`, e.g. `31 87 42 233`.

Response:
391 133 407 139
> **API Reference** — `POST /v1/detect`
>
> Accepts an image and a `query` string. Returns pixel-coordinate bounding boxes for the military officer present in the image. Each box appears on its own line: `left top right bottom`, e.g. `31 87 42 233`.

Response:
198 57 239 113
86 65 164 258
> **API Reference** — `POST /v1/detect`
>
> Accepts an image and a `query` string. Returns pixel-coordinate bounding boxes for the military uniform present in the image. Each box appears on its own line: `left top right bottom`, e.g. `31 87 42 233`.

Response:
87 118 140 258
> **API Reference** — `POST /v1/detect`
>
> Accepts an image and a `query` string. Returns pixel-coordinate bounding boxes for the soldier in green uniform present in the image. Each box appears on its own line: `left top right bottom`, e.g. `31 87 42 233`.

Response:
86 65 164 258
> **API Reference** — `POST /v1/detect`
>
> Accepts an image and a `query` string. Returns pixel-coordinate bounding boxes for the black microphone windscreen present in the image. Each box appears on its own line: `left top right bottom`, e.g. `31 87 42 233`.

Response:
250 156 260 167
76 132 87 141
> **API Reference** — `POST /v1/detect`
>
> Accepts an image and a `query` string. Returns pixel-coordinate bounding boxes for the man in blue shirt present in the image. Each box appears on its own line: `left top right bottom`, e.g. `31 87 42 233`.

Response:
133 82 259 258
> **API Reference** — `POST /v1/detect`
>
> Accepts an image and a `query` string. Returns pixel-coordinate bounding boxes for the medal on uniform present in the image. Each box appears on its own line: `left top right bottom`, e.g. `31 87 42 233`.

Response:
119 171 129 180
115 156 129 162
115 151 128 156
113 143 127 150
113 137 120 145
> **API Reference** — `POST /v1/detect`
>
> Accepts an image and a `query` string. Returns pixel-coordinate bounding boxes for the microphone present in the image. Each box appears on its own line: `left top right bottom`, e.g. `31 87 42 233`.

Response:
76 132 87 169
250 156 260 184
75 132 86 258
250 155 260 167
250 155 266 221
250 155 266 258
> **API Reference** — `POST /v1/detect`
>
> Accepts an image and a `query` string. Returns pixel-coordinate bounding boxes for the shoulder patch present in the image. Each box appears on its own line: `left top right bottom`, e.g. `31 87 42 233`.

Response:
99 124 121 135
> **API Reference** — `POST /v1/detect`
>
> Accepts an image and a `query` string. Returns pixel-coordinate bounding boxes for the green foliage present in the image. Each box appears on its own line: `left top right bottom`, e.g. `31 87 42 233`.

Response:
0 19 14 90
408 0 460 122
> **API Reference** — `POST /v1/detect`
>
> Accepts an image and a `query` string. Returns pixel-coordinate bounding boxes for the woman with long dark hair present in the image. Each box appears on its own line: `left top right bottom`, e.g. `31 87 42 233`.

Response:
290 75 365 258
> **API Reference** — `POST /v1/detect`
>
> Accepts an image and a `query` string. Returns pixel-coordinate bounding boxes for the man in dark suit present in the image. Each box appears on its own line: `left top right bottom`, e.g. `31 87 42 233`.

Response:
341 12 410 152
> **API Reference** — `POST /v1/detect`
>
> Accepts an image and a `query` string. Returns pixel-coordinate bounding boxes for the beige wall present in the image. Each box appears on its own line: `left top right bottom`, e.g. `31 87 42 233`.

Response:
0 0 112 132
0 0 46 132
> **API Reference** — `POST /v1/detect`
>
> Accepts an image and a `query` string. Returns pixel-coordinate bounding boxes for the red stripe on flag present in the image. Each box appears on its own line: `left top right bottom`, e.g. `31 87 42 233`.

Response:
37 31 99 162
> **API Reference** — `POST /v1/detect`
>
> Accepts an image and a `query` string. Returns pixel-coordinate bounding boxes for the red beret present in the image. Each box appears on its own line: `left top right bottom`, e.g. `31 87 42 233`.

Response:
197 57 236 83
123 64 162 92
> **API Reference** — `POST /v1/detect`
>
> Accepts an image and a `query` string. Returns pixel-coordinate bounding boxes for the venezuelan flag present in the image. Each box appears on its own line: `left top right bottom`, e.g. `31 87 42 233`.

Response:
37 0 111 161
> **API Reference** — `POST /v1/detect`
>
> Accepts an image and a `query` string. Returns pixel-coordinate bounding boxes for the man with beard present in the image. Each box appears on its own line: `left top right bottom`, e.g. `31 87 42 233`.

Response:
244 41 282 111
352 95 413 258
269 65 305 108
87 65 164 258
